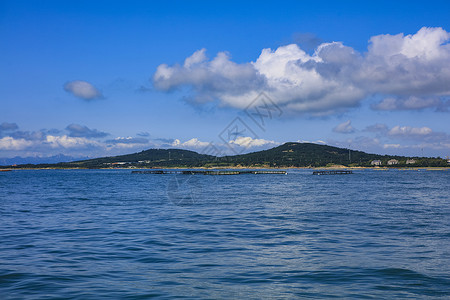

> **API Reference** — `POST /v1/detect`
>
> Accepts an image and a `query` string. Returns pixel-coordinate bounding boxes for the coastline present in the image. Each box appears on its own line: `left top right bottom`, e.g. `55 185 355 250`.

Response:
2 166 448 171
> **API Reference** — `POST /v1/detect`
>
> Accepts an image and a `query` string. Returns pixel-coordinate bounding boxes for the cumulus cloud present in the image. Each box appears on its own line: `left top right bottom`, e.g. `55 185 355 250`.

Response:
228 136 278 148
388 125 433 137
333 120 355 134
0 134 101 152
0 137 34 150
64 80 103 100
66 124 109 138
11 130 46 141
45 135 101 149
154 49 265 105
168 136 279 155
171 138 210 148
153 27 450 115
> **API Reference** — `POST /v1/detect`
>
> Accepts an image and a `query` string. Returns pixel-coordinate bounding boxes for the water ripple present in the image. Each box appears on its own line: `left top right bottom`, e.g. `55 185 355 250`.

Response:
0 169 449 299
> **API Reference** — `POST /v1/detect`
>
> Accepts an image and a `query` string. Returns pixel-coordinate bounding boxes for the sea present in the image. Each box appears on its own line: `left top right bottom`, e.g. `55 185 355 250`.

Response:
0 169 449 299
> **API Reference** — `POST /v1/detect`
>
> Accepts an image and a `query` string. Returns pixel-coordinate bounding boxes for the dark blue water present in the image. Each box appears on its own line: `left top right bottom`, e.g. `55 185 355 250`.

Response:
1 169 449 299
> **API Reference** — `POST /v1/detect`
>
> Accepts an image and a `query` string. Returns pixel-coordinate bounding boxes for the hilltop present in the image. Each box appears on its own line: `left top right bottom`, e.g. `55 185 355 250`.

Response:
1 142 448 169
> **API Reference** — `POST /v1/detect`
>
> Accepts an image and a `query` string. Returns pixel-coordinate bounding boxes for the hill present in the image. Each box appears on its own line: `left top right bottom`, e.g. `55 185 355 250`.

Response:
68 148 214 168
218 142 441 167
1 142 448 169
222 142 384 167
2 148 214 169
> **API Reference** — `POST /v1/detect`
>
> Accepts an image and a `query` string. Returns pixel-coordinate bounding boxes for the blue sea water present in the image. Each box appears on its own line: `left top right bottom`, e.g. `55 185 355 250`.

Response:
0 169 449 299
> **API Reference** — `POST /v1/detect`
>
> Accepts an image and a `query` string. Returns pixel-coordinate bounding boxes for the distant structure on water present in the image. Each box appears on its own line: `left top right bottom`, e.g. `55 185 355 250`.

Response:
132 170 287 175
313 170 353 175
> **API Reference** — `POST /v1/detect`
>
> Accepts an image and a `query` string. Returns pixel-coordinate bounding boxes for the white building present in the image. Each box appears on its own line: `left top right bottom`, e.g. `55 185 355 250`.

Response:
387 159 399 165
371 160 382 166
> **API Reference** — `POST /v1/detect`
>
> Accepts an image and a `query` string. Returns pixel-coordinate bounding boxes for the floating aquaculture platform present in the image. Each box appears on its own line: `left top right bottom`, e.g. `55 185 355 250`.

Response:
132 170 287 175
312 170 353 175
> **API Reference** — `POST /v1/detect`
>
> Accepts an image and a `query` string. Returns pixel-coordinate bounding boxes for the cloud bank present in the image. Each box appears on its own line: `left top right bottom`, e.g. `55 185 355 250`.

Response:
331 122 450 157
0 122 282 159
153 27 450 115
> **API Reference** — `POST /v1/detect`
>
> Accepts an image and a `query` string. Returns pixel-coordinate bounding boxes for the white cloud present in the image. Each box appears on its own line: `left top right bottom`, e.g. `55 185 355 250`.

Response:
229 136 278 148
388 126 433 137
179 138 210 148
367 27 449 61
167 137 279 155
45 135 101 149
0 137 33 150
183 48 208 68
0 134 102 153
359 27 450 102
154 50 264 104
333 120 355 134
153 27 450 114
64 80 103 100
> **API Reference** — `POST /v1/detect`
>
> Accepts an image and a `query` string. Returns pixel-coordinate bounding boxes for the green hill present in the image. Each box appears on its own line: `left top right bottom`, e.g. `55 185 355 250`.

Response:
69 148 214 168
222 142 382 167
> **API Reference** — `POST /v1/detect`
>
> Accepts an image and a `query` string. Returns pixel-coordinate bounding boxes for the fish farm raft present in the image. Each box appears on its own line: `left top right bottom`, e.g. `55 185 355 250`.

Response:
131 170 287 175
312 170 353 175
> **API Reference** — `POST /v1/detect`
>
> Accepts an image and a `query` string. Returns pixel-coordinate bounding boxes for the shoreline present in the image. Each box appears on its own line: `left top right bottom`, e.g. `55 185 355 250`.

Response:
2 166 448 171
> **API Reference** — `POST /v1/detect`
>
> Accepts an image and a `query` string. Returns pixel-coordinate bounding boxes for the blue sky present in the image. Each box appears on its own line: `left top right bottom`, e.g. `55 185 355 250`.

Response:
1 0 450 161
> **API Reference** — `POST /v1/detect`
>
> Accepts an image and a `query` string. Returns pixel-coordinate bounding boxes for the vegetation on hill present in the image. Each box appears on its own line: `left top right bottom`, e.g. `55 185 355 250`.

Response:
1 142 448 169
69 148 214 168
214 142 447 167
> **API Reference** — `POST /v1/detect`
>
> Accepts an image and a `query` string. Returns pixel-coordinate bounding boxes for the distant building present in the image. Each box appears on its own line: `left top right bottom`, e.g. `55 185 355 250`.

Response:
387 159 399 165
406 159 416 164
371 160 382 166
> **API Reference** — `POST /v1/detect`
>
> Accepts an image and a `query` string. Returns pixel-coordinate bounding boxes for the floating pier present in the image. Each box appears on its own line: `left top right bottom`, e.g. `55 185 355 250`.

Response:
312 170 353 175
132 170 287 175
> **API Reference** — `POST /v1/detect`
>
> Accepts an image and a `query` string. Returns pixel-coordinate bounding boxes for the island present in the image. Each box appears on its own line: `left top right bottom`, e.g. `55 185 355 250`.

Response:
1 142 448 170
